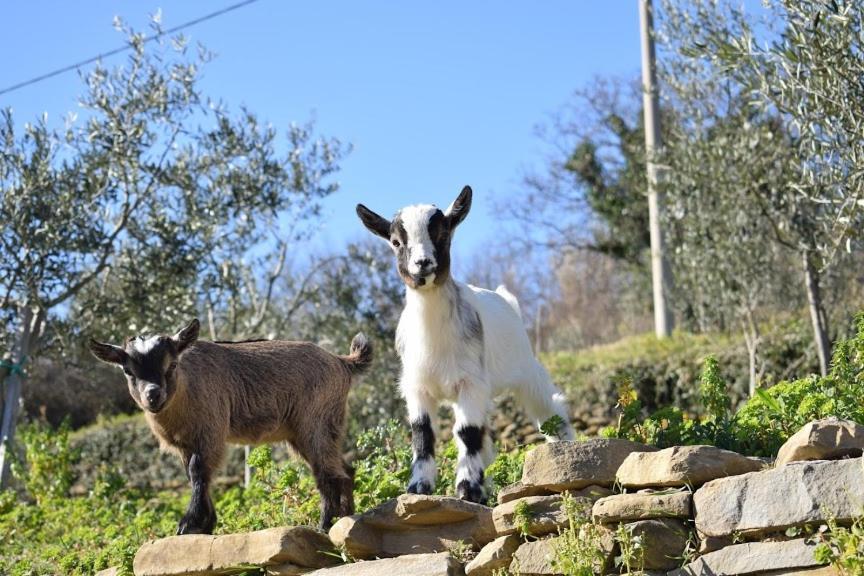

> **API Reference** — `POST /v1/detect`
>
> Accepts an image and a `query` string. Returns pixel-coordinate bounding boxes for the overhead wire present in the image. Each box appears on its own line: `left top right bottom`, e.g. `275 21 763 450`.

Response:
0 0 262 97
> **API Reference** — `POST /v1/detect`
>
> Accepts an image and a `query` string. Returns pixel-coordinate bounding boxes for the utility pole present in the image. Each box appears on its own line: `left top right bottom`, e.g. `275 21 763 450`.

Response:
639 0 674 337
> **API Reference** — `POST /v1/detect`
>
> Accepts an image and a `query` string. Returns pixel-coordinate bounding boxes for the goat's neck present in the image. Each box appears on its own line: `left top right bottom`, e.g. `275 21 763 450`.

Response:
404 278 459 330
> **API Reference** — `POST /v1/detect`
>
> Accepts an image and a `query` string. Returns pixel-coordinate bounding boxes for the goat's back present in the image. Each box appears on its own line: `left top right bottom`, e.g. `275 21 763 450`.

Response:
178 339 353 444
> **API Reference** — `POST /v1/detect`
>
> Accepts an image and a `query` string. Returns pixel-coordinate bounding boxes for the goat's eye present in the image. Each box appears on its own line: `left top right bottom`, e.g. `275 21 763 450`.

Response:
167 361 178 375
391 238 401 248
123 367 133 377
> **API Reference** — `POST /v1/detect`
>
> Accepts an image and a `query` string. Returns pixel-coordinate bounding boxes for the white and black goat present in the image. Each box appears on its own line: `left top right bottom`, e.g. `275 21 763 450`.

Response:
88 319 372 533
356 185 573 503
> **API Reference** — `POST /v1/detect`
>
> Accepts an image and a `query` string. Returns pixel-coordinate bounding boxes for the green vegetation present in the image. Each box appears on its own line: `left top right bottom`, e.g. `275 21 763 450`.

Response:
815 517 864 576
0 418 526 575
545 317 818 421
604 313 864 456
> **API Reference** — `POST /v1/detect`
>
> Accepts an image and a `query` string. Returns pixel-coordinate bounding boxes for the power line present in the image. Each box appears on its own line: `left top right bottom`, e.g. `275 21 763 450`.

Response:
0 0 261 98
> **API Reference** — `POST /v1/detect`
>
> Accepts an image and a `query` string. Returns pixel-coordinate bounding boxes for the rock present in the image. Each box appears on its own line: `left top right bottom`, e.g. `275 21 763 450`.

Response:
305 552 464 575
329 494 495 560
617 445 764 488
522 439 657 492
133 527 339 576
592 490 691 523
492 495 590 537
694 457 864 538
696 533 732 554
465 534 520 576
510 538 560 576
624 518 690 571
94 569 120 576
497 483 612 505
669 539 827 576
396 494 492 525
496 481 555 504
776 418 864 466
266 564 310 575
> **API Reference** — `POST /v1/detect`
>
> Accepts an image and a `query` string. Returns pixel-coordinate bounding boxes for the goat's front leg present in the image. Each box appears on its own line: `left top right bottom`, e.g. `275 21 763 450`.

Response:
406 389 438 495
453 384 491 505
177 451 217 535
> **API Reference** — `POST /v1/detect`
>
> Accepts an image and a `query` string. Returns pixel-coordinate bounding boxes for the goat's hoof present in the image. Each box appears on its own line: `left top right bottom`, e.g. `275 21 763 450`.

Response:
177 514 215 535
456 479 486 504
407 480 433 495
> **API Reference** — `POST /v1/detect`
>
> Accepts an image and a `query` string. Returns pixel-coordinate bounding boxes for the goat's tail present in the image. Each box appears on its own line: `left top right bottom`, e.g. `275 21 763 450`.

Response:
496 284 523 319
341 332 373 376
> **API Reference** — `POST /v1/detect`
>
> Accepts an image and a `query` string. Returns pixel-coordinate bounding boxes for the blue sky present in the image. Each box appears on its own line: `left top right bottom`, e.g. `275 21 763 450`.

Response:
2 2 648 266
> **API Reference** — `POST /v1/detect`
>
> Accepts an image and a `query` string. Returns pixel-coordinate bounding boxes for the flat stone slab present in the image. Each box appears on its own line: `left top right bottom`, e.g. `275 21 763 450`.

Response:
329 494 495 560
776 418 864 466
492 495 586 538
133 527 339 576
669 539 827 576
522 439 657 492
592 490 692 523
306 552 464 575
694 457 864 538
617 445 764 488
465 534 520 576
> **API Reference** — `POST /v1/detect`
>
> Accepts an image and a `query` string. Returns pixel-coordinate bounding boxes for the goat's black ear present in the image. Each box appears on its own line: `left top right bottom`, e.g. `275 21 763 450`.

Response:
173 318 200 353
445 185 472 229
88 338 128 366
356 204 391 240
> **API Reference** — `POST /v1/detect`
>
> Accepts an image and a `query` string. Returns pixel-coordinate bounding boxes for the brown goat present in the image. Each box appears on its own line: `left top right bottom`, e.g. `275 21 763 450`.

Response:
88 318 371 534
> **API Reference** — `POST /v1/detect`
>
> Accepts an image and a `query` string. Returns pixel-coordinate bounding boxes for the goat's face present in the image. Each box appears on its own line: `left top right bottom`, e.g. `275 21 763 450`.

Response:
88 319 200 414
356 186 472 290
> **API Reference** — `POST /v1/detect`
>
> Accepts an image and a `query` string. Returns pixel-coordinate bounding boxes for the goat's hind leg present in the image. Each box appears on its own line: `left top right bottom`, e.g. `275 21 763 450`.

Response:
453 387 491 504
518 361 574 442
177 451 218 535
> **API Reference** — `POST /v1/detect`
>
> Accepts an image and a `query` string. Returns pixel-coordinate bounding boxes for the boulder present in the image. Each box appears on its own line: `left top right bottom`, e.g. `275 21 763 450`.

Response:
305 552 464 575
521 439 656 492
776 418 864 466
465 534 520 576
133 527 339 576
669 539 827 576
329 494 495 560
617 445 764 488
492 495 590 537
94 569 120 576
694 457 864 538
510 538 560 576
592 490 691 523
624 518 690 571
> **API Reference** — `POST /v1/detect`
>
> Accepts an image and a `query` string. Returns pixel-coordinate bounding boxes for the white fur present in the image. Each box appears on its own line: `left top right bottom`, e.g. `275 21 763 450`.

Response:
132 335 161 355
397 277 574 497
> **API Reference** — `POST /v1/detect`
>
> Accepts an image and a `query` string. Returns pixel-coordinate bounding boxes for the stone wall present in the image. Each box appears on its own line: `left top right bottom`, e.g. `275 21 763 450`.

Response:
114 417 864 576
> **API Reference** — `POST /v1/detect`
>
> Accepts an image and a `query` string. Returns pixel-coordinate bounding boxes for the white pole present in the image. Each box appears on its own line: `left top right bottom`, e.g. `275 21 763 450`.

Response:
639 0 674 337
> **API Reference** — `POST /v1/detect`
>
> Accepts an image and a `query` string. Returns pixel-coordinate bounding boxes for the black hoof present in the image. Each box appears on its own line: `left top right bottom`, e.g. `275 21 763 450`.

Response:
177 511 216 535
456 479 486 504
407 480 434 495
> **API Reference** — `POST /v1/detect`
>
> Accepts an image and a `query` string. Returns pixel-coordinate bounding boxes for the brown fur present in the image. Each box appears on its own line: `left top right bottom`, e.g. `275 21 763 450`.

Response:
89 321 370 534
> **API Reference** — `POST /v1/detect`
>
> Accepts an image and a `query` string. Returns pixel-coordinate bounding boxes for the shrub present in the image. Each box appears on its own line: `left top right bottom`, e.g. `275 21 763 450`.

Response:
609 312 864 457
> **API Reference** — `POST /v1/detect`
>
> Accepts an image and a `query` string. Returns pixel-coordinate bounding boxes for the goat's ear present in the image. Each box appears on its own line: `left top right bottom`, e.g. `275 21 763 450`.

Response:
445 185 472 229
88 338 128 366
172 318 200 353
356 204 391 239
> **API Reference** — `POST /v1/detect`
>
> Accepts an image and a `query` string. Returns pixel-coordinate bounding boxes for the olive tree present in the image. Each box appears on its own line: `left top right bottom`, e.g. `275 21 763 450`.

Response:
0 20 346 486
661 0 864 374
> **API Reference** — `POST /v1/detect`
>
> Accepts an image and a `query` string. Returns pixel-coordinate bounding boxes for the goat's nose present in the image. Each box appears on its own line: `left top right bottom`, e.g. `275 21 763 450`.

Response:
415 258 433 270
144 386 160 404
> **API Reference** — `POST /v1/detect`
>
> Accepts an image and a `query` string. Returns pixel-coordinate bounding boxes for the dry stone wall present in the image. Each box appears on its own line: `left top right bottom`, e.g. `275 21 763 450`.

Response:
121 417 864 576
